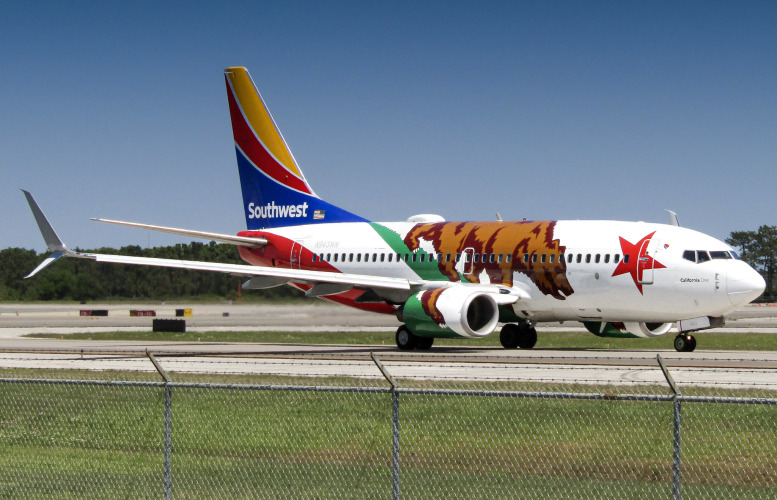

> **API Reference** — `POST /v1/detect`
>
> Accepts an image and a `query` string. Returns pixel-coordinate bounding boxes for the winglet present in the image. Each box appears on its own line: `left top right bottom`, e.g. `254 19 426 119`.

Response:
21 190 87 278
22 190 68 253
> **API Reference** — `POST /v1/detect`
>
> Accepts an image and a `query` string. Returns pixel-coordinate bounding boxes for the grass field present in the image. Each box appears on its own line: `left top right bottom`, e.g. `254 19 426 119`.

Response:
10 321 777 497
1 371 776 498
27 328 777 351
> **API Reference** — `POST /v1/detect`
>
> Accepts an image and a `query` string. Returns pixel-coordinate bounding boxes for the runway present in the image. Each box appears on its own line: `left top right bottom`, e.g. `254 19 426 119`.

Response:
1 302 776 389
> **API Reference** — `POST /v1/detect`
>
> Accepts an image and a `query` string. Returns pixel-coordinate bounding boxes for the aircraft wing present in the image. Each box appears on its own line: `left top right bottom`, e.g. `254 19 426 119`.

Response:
23 191 525 304
90 252 418 291
92 218 267 247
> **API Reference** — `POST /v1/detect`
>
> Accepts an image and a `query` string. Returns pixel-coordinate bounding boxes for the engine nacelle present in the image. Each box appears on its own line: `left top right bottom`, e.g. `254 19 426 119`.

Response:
400 286 500 338
584 321 673 339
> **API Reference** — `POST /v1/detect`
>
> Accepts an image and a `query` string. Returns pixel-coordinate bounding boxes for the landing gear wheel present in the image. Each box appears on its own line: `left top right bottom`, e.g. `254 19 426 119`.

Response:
674 334 696 352
517 325 538 349
416 336 434 350
500 324 520 349
501 323 538 349
396 325 417 350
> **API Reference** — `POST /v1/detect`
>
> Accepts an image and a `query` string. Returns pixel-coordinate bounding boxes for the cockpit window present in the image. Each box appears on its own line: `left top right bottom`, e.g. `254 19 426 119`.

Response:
684 250 735 263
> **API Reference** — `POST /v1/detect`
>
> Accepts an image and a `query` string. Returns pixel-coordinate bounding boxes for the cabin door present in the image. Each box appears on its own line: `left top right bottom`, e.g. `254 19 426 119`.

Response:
290 241 303 270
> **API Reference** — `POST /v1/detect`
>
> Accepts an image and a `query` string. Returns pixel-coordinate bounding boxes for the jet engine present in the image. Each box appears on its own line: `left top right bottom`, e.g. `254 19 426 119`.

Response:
583 321 673 339
399 286 501 338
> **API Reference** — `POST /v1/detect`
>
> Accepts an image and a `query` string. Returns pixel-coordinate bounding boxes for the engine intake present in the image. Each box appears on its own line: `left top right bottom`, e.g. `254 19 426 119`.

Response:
401 286 500 338
584 321 673 339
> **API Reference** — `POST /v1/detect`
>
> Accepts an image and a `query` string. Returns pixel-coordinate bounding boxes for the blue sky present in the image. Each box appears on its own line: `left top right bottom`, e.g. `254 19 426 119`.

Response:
2 1 775 251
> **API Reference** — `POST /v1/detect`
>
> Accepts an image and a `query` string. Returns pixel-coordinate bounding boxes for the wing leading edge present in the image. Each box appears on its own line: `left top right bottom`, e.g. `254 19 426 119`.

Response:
22 191 416 293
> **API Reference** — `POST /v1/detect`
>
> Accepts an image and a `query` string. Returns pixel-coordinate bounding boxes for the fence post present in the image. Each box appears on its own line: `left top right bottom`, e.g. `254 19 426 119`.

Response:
657 354 681 500
371 353 400 500
148 350 172 500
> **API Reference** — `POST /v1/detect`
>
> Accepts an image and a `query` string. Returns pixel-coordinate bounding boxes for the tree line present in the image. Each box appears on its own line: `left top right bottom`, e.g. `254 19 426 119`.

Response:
1 226 774 302
0 242 302 302
726 225 776 302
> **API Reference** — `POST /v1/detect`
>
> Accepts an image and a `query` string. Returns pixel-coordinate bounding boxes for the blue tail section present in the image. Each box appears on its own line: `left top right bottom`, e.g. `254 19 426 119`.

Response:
225 67 367 230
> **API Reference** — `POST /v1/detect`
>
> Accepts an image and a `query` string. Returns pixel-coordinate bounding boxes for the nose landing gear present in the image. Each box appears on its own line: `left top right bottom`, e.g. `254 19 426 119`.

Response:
674 334 697 352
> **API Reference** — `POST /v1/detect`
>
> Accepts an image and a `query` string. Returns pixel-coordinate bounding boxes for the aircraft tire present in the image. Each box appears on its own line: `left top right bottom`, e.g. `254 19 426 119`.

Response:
517 324 538 349
396 325 417 350
674 334 696 352
416 336 434 350
500 324 520 349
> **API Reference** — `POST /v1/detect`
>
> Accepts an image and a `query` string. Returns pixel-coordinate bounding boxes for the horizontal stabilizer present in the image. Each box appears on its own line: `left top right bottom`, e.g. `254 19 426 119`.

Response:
92 219 267 247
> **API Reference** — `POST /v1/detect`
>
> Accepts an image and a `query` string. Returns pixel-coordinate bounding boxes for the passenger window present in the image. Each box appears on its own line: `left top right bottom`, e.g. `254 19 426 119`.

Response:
506 254 512 263
446 253 451 262
333 254 338 262
523 254 529 263
420 254 426 263
474 254 480 263
623 254 630 264
541 254 546 263
614 254 620 264
682 250 696 262
532 254 538 263
595 254 600 263
388 254 392 262
326 253 331 262
697 251 711 263
380 253 385 262
585 254 591 264
576 254 582 264
489 254 495 263
455 253 461 262
312 254 317 263
604 254 610 264
549 254 555 263
567 254 573 264
356 254 361 262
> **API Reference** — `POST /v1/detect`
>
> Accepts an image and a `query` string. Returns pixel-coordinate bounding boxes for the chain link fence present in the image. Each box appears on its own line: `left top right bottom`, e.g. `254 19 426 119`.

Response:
0 353 776 499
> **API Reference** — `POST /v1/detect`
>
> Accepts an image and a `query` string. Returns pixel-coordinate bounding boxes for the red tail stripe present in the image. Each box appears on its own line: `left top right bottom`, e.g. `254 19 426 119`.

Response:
226 77 312 195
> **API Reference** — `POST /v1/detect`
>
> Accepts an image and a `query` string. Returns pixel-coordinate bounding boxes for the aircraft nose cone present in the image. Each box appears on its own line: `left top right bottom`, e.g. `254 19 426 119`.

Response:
727 263 766 306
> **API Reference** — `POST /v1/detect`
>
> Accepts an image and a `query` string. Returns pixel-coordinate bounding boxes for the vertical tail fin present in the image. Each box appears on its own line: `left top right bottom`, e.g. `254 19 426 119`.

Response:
224 67 366 230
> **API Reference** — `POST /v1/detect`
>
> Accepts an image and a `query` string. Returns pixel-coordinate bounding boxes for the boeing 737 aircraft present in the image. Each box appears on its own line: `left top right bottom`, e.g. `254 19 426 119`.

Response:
23 67 765 352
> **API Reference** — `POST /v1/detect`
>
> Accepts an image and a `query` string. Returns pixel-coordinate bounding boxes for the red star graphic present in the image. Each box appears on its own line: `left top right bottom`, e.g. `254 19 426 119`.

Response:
612 231 666 294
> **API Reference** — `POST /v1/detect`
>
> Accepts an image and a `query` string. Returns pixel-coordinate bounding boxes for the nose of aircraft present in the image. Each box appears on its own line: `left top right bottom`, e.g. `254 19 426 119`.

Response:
727 262 766 306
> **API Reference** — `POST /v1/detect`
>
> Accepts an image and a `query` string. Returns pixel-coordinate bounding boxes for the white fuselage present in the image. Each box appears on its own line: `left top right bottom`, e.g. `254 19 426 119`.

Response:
249 219 763 324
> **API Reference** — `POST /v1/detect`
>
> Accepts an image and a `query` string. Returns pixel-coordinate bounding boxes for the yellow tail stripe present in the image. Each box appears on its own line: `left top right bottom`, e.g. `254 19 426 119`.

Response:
225 67 303 179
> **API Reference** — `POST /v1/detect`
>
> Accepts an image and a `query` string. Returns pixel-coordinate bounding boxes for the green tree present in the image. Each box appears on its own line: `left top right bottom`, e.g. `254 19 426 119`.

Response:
727 225 777 301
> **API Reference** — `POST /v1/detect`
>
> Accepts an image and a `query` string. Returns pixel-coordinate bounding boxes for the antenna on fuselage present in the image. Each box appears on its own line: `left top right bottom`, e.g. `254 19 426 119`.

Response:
665 210 680 227
496 212 502 222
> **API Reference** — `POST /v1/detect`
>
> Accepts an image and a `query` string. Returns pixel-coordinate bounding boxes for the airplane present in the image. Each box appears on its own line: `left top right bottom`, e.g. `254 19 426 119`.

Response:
23 66 766 352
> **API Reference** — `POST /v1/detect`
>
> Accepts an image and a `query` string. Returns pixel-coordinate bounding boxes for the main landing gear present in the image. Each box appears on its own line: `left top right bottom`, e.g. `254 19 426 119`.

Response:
395 325 434 351
674 334 697 352
499 323 537 349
